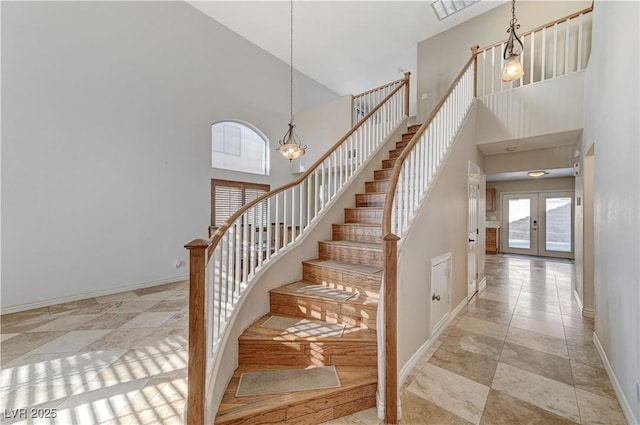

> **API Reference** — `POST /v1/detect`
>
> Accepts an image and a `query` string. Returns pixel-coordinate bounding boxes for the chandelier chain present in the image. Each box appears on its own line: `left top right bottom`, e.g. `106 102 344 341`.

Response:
290 0 294 124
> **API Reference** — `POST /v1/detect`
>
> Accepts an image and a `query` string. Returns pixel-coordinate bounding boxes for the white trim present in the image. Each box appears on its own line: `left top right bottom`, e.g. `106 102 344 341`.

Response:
574 289 585 312
478 277 487 292
593 333 638 425
0 276 188 314
572 289 595 319
398 297 467 386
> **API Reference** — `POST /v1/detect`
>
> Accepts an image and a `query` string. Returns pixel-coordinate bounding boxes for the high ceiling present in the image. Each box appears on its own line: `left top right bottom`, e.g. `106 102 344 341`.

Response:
188 1 506 101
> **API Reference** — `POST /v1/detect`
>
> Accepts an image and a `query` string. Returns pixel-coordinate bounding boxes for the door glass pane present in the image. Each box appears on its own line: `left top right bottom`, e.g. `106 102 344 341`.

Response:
508 199 531 249
546 197 572 252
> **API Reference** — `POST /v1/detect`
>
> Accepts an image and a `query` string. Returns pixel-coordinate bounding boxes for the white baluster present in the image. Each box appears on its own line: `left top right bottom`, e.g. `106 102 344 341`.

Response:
541 27 546 81
553 23 558 78
274 193 280 253
565 17 570 75
577 13 583 71
530 31 535 84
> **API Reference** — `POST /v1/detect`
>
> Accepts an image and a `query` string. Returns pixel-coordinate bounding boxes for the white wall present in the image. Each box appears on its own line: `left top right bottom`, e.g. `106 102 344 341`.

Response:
417 1 591 123
583 1 640 423
1 1 338 311
396 104 484 372
484 145 575 175
293 95 353 173
476 72 584 147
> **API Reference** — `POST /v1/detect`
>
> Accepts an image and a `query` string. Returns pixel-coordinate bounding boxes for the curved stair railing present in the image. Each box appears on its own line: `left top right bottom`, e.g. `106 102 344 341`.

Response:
185 73 410 425
380 54 475 424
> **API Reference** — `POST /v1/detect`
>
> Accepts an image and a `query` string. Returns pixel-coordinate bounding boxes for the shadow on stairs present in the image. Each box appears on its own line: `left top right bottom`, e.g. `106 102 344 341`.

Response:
215 124 420 425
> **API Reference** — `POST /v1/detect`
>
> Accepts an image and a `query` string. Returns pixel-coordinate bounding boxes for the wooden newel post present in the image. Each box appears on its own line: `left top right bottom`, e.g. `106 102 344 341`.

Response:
471 45 479 98
383 233 400 425
185 239 210 425
403 72 411 117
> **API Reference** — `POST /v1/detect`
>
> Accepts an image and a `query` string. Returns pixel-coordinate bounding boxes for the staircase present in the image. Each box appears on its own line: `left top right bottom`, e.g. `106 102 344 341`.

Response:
214 124 421 425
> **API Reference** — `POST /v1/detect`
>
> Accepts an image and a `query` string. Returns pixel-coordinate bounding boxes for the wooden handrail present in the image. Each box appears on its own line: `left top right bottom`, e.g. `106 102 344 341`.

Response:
477 5 593 53
353 76 407 99
382 55 474 236
208 74 410 261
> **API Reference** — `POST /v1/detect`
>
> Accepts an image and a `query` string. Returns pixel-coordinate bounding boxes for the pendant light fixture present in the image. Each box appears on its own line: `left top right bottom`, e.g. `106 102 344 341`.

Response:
502 0 525 82
277 0 306 161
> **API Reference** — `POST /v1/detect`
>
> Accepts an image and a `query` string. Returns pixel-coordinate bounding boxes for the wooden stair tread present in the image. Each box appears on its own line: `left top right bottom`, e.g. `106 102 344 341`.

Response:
320 240 382 249
239 314 377 343
216 365 377 425
302 259 383 277
272 281 378 306
333 222 382 228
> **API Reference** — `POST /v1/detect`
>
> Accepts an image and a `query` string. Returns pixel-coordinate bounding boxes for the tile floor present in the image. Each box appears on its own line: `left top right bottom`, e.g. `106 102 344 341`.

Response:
324 254 628 425
0 255 629 424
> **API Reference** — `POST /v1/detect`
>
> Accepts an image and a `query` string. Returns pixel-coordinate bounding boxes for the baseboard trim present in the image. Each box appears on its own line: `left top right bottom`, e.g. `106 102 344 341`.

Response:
593 332 638 425
1 276 188 314
398 296 467 386
573 289 585 312
582 308 595 319
478 277 487 292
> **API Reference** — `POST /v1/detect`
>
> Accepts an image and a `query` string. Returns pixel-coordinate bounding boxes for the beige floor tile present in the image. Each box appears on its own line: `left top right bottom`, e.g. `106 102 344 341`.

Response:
480 389 578 425
77 313 140 330
455 316 508 341
29 314 101 332
48 378 149 425
428 344 498 386
351 407 382 425
509 315 566 339
119 312 176 329
575 388 627 425
320 414 368 425
465 305 513 326
571 361 617 400
566 340 604 369
0 332 66 362
513 305 564 324
1 333 20 342
400 391 473 425
107 301 159 314
505 327 568 360
562 315 595 331
408 363 489 425
83 328 156 351
499 341 573 386
491 362 580 423
27 330 111 355
439 328 504 361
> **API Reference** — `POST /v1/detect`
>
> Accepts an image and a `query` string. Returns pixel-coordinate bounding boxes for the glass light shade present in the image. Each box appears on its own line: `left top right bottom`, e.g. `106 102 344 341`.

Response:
528 170 548 177
278 143 305 161
502 54 525 82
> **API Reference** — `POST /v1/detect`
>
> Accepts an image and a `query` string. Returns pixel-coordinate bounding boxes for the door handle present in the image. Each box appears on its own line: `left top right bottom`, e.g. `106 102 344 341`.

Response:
432 294 441 301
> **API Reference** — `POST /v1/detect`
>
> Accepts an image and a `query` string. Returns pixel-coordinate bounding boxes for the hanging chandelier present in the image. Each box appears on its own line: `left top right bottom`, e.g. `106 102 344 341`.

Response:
502 0 525 82
277 0 306 161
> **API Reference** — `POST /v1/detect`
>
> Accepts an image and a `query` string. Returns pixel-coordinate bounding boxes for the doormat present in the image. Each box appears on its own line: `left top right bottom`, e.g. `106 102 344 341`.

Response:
236 366 341 397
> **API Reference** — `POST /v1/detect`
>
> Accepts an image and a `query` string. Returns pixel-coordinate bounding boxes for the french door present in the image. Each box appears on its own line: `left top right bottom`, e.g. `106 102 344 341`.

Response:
502 192 574 259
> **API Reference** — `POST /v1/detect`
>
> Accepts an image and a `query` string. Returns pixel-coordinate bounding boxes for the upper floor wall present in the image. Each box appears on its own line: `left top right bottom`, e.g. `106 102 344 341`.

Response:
475 71 585 150
417 0 591 123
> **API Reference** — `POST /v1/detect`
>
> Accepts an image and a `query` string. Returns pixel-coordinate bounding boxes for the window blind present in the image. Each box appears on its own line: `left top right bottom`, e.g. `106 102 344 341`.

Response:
211 179 269 227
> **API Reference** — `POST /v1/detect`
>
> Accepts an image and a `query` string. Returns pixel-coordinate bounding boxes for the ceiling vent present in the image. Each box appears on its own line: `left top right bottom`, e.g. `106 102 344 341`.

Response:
431 0 480 20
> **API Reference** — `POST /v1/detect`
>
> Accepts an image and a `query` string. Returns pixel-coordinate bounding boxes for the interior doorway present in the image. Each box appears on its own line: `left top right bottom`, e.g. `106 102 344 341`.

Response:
502 191 574 259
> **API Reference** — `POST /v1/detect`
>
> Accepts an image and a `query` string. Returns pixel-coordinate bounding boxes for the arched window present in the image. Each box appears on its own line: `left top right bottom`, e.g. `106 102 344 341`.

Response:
211 121 269 175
